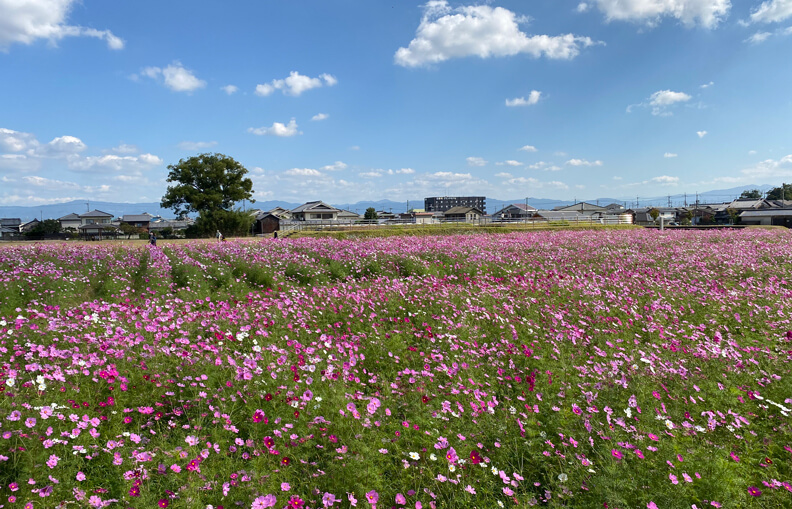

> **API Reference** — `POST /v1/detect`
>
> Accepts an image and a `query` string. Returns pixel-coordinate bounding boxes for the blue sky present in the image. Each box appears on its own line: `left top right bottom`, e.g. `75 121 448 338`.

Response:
1 0 791 207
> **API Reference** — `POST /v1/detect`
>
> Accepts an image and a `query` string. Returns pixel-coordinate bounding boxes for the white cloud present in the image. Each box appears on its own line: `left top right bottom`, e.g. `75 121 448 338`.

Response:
467 156 487 166
0 0 124 51
664 152 678 158
284 168 322 177
0 153 39 172
321 161 347 171
613 176 623 180
394 1 597 67
577 2 591 12
497 160 523 166
651 175 679 185
495 172 513 178
525 161 562 171
222 85 238 95
140 62 206 93
741 154 792 178
566 158 603 166
750 0 792 23
177 141 217 151
700 81 715 88
506 90 542 107
746 31 772 43
505 176 569 189
110 143 138 154
312 113 329 121
697 130 708 138
519 145 538 152
247 119 301 137
748 150 757 154
22 175 80 189
648 90 691 115
255 71 337 97
0 128 38 152
593 0 730 28
38 135 86 156
396 168 415 174
360 171 385 178
69 153 162 172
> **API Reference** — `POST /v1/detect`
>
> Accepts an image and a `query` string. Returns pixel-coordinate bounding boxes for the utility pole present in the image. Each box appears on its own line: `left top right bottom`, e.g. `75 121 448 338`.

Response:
637 196 640 208
667 195 671 208
85 202 89 212
684 193 687 207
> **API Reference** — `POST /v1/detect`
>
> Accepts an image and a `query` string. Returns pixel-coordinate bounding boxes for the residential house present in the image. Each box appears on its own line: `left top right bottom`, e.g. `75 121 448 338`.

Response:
443 206 484 223
337 210 362 222
78 210 116 240
148 219 193 236
266 207 292 219
19 219 40 233
58 213 82 231
290 201 340 221
739 209 792 227
628 207 677 226
0 218 21 239
492 203 536 220
253 213 283 234
554 202 609 215
119 213 154 231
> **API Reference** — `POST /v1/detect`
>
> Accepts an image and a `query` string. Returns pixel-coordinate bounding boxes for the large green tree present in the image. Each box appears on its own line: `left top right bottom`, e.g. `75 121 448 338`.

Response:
161 153 255 237
364 207 378 221
766 183 792 200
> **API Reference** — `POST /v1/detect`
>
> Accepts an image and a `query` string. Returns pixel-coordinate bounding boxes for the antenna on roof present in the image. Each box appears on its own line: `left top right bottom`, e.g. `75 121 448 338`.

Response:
86 203 89 212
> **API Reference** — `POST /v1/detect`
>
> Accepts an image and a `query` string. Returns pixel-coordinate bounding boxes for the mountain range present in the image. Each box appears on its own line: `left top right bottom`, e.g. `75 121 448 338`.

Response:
0 185 776 222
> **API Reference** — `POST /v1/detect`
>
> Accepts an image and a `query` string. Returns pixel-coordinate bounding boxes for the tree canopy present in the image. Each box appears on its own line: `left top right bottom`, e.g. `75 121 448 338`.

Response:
161 153 255 237
739 189 762 199
364 207 378 220
766 183 792 201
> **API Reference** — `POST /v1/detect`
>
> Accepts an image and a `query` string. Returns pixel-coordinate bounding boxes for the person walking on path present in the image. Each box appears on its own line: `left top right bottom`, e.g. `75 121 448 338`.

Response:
149 232 157 246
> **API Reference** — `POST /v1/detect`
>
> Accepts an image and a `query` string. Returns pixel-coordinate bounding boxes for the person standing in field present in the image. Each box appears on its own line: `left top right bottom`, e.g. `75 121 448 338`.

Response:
216 230 223 242
149 232 157 246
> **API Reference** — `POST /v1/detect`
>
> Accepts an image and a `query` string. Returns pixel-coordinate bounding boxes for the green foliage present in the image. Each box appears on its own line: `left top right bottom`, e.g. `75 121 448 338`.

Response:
739 189 762 199
161 153 255 236
119 222 144 239
25 218 61 237
364 207 378 220
186 208 254 238
766 183 792 200
648 208 660 221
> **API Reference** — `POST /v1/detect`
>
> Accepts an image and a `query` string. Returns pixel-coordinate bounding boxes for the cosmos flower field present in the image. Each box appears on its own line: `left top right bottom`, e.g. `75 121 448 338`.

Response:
0 229 791 509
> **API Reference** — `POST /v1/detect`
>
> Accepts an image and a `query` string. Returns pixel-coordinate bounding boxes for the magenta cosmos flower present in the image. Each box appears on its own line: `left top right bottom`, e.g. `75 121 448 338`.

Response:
365 490 379 505
611 449 623 460
747 486 762 497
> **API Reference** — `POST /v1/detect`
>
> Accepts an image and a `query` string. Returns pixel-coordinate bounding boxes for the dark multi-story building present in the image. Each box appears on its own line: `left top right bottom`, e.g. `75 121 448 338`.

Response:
424 196 486 213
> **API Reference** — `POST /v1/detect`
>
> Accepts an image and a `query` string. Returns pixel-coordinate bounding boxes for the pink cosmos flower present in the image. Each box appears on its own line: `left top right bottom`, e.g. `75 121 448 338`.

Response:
647 502 658 509
322 493 338 507
395 493 406 505
252 494 277 508
611 449 623 460
669 473 678 485
747 486 762 497
365 490 379 505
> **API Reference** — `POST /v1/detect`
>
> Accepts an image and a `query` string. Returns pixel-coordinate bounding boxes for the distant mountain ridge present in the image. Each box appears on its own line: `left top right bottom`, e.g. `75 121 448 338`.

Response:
0 185 776 221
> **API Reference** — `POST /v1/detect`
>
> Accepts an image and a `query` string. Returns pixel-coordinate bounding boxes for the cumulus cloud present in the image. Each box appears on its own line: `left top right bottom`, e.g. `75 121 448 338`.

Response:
497 160 523 166
0 128 38 152
255 72 337 97
664 152 678 158
528 161 561 171
495 172 513 178
139 62 206 92
506 91 542 107
593 0 730 28
39 135 86 156
69 153 163 172
284 168 322 177
394 1 598 67
697 130 708 138
222 85 238 95
22 175 81 189
396 168 416 174
577 2 591 12
177 141 217 151
749 0 792 23
519 145 538 152
0 0 124 51
247 119 301 137
505 176 569 189
110 144 138 154
741 154 792 178
466 156 487 166
700 81 715 88
311 113 329 121
566 158 603 166
321 161 347 171
628 89 692 115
